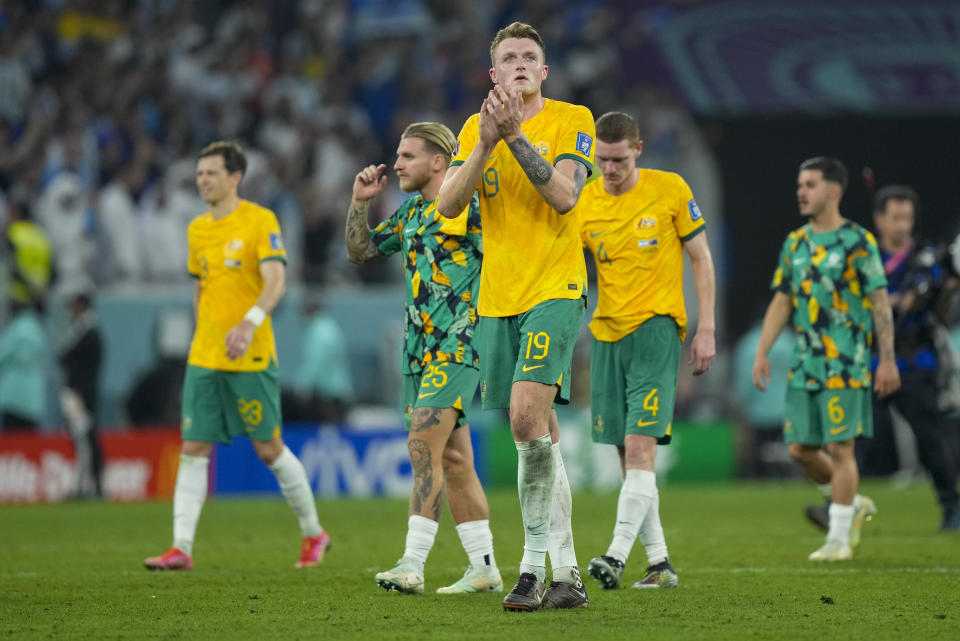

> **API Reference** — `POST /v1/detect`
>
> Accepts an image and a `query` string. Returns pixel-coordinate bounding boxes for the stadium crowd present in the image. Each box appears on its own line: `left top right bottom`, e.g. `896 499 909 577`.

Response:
1 0 698 292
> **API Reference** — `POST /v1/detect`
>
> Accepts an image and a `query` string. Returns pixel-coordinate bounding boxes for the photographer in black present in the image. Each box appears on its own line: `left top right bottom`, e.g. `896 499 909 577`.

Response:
857 185 960 531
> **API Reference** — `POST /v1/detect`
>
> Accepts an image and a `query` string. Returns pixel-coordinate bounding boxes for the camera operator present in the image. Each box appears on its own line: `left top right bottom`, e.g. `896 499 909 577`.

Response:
858 185 960 531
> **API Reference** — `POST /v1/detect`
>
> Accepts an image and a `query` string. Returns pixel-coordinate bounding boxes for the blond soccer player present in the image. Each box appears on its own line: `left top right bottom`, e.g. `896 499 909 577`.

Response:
438 22 594 612
345 122 501 595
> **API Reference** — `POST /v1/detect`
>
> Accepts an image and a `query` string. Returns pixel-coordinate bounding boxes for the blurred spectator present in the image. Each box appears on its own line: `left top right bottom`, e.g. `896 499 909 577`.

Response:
59 288 104 498
96 160 148 283
0 299 48 429
0 24 31 126
732 316 796 478
4 198 52 306
34 171 94 294
856 186 960 531
138 159 201 282
287 297 354 423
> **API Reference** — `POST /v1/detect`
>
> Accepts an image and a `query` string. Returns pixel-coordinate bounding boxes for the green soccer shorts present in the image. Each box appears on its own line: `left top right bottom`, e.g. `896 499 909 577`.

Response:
181 364 282 444
783 387 873 445
590 315 679 445
478 297 586 410
402 361 479 430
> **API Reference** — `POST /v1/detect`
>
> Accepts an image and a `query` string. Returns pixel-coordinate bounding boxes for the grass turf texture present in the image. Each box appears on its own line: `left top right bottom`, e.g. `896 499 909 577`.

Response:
2 482 958 640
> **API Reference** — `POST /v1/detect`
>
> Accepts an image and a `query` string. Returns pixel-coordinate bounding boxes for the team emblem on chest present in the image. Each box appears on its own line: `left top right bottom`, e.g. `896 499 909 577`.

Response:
224 238 244 267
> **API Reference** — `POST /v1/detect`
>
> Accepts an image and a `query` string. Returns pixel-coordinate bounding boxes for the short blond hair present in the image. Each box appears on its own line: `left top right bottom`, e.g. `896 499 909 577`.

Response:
401 122 457 161
489 22 545 66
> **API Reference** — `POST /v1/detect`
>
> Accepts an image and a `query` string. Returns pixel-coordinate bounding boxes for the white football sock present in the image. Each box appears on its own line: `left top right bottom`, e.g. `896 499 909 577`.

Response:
517 434 555 582
827 503 855 544
817 483 832 499
269 446 323 537
606 469 656 564
173 454 209 556
548 443 580 583
640 485 668 566
455 519 496 569
403 515 439 569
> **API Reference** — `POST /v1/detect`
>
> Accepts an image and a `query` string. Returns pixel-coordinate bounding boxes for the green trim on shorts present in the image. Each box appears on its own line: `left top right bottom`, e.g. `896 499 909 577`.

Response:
402 362 478 430
181 363 282 444
784 387 873 445
590 316 679 445
478 297 586 410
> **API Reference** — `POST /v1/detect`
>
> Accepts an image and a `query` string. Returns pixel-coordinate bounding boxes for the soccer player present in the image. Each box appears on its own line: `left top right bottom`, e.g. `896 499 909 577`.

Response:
437 22 594 611
752 156 901 561
579 112 716 590
144 142 330 571
345 122 501 594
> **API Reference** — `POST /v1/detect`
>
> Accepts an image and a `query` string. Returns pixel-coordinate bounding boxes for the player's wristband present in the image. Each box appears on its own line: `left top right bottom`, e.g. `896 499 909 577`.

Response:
244 305 267 328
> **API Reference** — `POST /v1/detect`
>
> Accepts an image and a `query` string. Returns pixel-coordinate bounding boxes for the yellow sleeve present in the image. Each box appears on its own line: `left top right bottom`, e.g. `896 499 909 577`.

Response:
435 203 469 236
672 175 706 241
257 210 288 263
554 104 595 176
450 114 480 167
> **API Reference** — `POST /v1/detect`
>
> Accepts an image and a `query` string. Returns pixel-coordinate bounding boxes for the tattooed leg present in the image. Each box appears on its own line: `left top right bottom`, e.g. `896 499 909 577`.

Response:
407 407 459 520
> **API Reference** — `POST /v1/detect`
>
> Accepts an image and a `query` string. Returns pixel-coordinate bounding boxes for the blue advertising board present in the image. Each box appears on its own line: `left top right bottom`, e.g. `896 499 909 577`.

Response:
213 424 486 498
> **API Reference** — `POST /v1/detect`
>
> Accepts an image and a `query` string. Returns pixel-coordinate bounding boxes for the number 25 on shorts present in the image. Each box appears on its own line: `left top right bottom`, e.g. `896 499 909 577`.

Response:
420 362 449 390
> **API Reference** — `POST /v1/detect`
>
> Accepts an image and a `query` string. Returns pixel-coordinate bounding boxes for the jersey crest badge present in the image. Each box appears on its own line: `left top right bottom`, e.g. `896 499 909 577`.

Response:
636 216 657 231
224 238 244 267
576 132 593 157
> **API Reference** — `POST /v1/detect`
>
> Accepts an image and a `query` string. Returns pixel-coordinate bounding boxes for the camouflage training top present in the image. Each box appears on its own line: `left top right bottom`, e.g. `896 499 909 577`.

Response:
371 193 482 375
771 220 887 390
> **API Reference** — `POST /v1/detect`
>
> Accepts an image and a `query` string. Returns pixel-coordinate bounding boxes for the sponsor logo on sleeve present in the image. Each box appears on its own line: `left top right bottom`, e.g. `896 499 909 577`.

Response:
576 132 593 157
688 199 702 221
269 233 284 250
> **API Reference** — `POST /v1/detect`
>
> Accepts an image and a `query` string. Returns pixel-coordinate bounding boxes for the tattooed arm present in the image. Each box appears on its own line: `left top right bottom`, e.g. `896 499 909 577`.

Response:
345 199 381 264
486 86 588 214
505 139 588 214
346 164 386 264
868 287 901 398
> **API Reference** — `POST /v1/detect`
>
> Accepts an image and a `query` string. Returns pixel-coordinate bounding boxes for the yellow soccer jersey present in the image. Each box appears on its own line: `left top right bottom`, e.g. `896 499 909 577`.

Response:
450 99 595 317
186 200 287 372
580 169 705 343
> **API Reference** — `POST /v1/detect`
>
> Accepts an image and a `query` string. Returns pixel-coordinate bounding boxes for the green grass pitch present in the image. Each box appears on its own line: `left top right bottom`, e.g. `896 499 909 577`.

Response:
2 481 958 640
